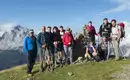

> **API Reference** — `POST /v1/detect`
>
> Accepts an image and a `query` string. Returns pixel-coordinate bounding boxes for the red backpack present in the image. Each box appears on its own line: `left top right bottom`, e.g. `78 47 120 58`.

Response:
119 22 125 38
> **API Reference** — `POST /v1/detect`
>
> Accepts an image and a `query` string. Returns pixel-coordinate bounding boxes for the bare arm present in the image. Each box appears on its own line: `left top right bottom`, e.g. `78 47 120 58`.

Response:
86 48 89 54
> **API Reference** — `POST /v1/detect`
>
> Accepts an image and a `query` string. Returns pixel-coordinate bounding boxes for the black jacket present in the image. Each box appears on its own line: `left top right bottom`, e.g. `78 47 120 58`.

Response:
45 32 54 47
53 32 62 42
99 23 112 37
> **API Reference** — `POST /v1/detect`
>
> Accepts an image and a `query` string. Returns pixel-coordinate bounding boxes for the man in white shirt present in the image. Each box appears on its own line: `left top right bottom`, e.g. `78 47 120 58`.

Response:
111 19 121 60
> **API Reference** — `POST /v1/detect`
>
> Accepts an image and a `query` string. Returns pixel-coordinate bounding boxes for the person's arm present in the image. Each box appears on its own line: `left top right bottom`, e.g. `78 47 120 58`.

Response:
35 37 38 53
85 47 90 58
24 37 28 53
99 25 102 37
62 34 66 44
118 26 121 40
86 48 89 54
93 27 97 35
37 33 42 47
92 46 97 56
71 33 75 44
58 33 62 42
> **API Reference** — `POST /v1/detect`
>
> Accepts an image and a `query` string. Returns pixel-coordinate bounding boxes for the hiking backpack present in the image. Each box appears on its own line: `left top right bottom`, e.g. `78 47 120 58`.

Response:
119 22 125 38
101 23 111 37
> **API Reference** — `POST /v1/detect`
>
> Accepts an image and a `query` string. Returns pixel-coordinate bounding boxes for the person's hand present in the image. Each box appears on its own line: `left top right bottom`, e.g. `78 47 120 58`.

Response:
117 38 120 41
85 53 89 58
42 44 46 48
68 42 71 45
93 52 97 56
96 33 99 36
54 42 58 45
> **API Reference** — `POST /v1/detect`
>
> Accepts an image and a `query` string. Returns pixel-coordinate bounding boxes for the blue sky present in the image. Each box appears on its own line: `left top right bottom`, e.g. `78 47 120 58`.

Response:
0 0 130 32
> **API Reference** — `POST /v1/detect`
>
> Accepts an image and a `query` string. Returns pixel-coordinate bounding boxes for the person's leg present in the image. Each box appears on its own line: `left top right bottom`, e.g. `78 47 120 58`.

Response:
39 48 44 72
64 45 68 64
50 46 55 71
115 40 119 60
107 41 110 60
27 51 33 74
68 46 73 64
113 39 119 60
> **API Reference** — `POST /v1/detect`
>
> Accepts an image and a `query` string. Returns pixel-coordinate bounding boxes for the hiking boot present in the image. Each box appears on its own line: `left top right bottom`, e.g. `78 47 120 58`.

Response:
39 67 44 73
28 73 33 77
115 58 120 61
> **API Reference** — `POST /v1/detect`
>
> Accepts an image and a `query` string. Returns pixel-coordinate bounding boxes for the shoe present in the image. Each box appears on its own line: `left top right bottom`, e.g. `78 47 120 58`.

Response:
28 73 33 77
115 58 120 61
39 67 44 73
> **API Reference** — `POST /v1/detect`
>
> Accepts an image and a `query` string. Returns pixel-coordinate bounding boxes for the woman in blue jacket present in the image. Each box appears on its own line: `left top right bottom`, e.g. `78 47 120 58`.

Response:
24 29 37 76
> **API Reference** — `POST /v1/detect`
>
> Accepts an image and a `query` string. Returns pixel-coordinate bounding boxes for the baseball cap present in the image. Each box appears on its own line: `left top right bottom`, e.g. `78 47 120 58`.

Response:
29 29 34 33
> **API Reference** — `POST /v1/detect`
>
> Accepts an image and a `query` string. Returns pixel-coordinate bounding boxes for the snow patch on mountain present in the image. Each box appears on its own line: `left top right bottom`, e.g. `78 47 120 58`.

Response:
0 23 29 50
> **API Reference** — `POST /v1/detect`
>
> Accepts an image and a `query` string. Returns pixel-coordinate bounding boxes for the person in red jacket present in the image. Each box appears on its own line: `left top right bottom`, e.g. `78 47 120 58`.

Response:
63 27 74 64
86 21 97 43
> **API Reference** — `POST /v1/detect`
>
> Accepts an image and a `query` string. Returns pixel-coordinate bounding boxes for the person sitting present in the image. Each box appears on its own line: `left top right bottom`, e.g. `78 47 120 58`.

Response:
85 41 99 61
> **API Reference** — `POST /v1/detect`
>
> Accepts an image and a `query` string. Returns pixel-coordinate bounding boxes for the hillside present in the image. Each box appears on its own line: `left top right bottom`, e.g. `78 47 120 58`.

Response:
0 60 130 80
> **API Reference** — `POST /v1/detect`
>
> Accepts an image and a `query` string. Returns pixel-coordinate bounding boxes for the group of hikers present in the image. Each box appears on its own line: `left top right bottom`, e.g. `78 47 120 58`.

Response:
24 18 125 76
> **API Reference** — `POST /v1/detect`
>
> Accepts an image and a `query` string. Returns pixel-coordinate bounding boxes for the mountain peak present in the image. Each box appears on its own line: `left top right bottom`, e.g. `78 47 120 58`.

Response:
0 23 29 50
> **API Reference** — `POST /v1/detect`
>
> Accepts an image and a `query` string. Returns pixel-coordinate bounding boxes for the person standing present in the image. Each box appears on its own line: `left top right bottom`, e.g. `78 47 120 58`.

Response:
37 26 47 72
53 26 63 67
111 19 121 60
99 18 112 60
86 21 97 43
24 29 37 76
59 26 66 63
63 27 74 64
59 26 65 39
45 26 54 71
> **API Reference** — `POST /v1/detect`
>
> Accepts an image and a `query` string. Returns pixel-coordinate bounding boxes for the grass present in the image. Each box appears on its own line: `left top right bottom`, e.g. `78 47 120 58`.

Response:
0 60 130 80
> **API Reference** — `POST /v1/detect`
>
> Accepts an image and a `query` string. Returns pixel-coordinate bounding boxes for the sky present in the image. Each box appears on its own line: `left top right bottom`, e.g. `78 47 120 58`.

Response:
0 0 130 32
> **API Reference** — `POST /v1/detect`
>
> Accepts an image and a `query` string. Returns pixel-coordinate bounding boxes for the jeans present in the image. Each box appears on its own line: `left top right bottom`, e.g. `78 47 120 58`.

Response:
64 45 73 64
27 50 37 74
39 48 46 71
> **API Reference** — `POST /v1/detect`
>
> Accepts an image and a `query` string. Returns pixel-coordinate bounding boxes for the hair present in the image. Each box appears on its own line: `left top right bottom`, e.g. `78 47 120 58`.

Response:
53 26 58 32
47 26 51 29
111 19 116 23
88 21 92 24
60 26 63 29
103 18 108 20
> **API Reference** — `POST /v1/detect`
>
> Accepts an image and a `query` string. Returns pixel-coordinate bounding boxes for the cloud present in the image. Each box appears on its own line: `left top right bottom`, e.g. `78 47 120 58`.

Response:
102 0 130 14
0 23 17 32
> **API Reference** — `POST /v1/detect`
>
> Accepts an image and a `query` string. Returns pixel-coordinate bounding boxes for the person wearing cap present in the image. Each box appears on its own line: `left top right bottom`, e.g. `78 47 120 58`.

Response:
24 29 37 76
111 19 121 60
37 26 47 72
98 18 112 60
63 27 75 64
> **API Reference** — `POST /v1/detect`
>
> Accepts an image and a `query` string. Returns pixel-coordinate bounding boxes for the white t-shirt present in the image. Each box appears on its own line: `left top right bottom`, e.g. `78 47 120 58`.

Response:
111 25 120 38
60 31 64 39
